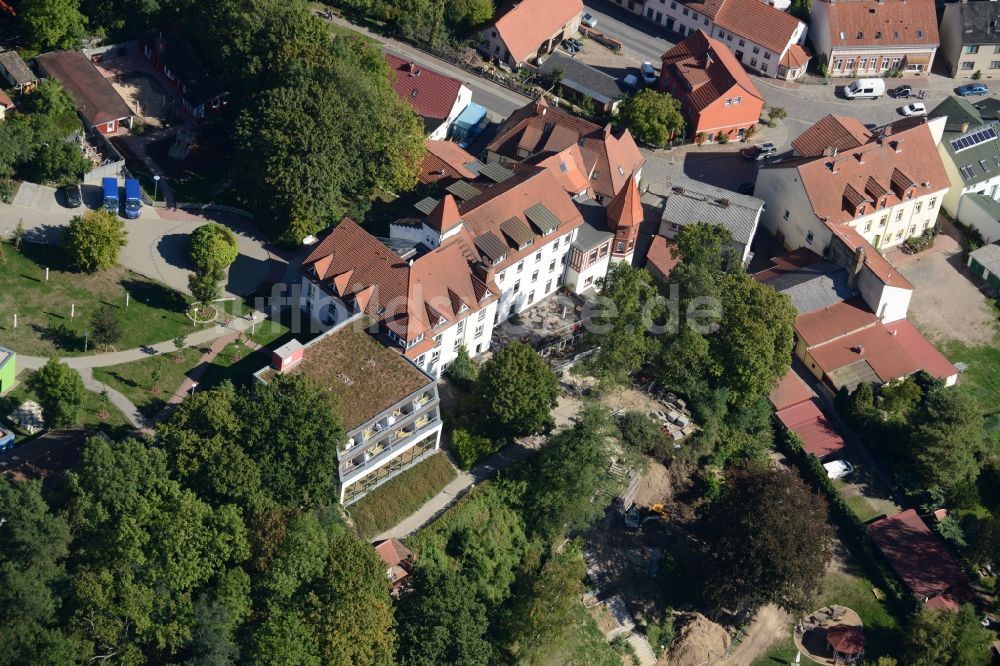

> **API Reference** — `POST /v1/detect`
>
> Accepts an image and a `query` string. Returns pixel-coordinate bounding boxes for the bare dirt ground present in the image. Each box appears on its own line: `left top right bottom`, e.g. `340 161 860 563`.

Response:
720 605 792 665
111 72 170 127
894 226 996 346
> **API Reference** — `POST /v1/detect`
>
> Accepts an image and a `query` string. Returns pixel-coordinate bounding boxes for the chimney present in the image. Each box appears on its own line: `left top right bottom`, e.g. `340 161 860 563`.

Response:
408 61 417 74
604 123 613 138
960 121 969 133
829 161 838 174
853 344 866 355
890 140 902 153
717 198 730 208
855 152 864 164
705 49 714 68
847 245 865 289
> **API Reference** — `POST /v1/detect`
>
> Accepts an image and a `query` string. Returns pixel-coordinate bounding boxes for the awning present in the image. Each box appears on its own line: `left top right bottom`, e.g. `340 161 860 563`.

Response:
905 53 931 66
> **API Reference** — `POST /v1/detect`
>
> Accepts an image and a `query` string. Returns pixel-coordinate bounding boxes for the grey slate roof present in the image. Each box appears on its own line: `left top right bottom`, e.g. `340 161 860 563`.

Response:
0 50 36 86
538 53 627 105
952 1 1000 45
572 196 614 251
658 176 764 247
970 242 1000 277
761 260 856 314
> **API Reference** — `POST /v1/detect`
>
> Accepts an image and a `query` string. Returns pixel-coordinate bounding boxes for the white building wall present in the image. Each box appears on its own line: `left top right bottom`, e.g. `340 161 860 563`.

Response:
957 194 1000 243
421 298 500 377
494 229 576 321
427 84 473 140
846 188 946 250
339 423 443 503
856 268 911 322
566 255 612 294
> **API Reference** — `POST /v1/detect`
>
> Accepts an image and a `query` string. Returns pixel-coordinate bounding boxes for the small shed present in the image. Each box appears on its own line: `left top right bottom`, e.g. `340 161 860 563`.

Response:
826 624 865 663
0 50 38 91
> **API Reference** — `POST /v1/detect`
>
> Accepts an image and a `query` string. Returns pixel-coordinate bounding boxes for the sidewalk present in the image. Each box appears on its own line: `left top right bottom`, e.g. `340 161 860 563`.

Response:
77 366 150 430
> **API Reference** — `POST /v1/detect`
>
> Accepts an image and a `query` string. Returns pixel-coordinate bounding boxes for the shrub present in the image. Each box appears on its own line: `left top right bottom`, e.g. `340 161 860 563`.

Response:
446 345 478 390
617 410 667 455
645 615 676 658
451 428 499 469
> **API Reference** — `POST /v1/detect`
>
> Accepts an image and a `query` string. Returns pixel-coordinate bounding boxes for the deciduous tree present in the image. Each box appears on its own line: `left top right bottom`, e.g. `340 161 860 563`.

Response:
190 223 239 272
698 468 833 612
904 604 992 666
617 89 685 147
472 341 558 439
90 304 123 351
26 357 85 429
62 210 128 272
20 0 87 50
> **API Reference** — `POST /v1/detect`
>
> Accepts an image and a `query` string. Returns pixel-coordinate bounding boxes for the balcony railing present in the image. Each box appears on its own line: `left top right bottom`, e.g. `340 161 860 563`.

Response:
340 413 441 477
341 390 440 455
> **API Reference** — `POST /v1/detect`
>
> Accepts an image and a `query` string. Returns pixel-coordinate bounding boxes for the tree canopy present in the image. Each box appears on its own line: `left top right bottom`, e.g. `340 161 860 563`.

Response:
190 223 239 272
617 89 685 147
20 0 87 50
698 468 833 612
472 341 559 439
26 357 85 429
62 210 128 273
903 604 992 666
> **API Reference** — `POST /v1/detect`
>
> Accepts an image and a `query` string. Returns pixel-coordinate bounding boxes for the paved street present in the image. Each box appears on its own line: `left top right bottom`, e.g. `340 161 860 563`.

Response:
322 14 529 118
1 184 274 297
583 0 678 64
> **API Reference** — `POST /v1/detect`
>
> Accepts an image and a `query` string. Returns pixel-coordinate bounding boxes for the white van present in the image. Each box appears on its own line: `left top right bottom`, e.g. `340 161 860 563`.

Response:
843 78 885 100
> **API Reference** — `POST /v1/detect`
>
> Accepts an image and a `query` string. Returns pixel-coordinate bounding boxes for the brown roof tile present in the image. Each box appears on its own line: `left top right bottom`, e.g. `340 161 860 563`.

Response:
386 54 464 125
419 140 480 185
792 114 872 156
823 0 939 48
713 0 804 54
35 51 133 126
493 0 583 64
794 297 879 348
607 174 644 232
780 44 810 69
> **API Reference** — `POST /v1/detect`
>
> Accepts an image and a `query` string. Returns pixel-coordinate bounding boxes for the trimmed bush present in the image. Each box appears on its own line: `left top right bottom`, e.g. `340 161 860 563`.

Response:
451 428 499 469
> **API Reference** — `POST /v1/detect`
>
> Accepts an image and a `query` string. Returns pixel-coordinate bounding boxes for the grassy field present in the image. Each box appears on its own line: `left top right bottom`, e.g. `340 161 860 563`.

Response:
752 569 903 665
92 347 204 419
1 383 131 443
0 241 196 356
347 452 457 538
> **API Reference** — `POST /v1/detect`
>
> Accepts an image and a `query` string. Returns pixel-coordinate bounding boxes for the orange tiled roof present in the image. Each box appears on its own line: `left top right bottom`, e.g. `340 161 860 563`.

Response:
792 114 872 156
607 174 644 233
386 54 464 124
528 144 592 195
375 538 414 567
493 0 583 64
794 297 879 348
419 140 480 185
780 44 810 69
662 31 764 114
488 98 645 199
713 0 804 54
823 0 939 49
645 235 681 281
809 320 922 383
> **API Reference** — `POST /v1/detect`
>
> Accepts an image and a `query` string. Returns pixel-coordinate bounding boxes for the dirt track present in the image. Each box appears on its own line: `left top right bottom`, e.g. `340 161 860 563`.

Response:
719 605 791 665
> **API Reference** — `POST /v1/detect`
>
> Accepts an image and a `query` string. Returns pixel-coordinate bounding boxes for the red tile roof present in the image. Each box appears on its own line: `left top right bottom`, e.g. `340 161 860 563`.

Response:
867 509 968 602
831 226 913 290
661 31 764 115
646 235 680 282
419 140 480 185
386 54 464 125
34 51 133 126
790 120 950 228
780 44 810 69
713 0 804 55
606 174 644 233
0 88 13 109
375 538 414 567
426 194 464 233
823 0 939 49
528 144 592 195
487 98 644 199
792 114 872 156
493 0 583 64
884 318 957 382
808 320 921 383
770 366 816 411
795 297 879 348
776 399 846 459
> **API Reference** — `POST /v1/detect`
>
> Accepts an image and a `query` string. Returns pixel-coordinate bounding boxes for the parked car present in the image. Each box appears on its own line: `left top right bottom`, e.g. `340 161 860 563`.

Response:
957 83 989 97
900 102 927 117
740 142 777 161
582 12 597 28
823 460 855 479
842 78 885 100
561 39 580 53
641 61 657 85
892 84 912 99
622 73 639 90
61 183 82 208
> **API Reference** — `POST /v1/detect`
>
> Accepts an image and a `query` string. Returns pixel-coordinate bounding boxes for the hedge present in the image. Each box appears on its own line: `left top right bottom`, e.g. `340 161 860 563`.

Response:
777 429 917 616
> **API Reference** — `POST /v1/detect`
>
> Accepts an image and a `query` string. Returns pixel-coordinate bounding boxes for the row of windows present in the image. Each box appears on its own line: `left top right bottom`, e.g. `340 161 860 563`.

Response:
838 29 923 40
963 45 1000 55
961 61 1000 70
860 198 937 232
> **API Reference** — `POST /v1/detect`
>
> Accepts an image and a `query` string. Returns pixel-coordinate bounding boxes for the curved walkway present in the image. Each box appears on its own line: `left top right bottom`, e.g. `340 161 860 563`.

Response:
77 367 150 430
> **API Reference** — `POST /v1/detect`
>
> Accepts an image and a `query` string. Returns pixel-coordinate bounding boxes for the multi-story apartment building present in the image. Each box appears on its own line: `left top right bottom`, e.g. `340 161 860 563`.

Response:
611 0 810 79
254 316 443 504
756 115 951 301
939 0 1000 79
928 96 1000 215
810 0 939 77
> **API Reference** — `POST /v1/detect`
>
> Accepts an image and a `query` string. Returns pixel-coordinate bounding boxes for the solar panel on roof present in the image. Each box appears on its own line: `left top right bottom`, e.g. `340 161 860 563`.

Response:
951 125 999 152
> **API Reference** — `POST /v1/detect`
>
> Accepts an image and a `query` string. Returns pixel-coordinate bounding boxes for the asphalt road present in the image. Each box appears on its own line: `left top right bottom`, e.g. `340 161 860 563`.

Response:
583 0 677 63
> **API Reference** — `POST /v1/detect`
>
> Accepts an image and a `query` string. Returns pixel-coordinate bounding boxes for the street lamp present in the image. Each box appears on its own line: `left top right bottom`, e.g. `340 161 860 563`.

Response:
153 174 160 202
189 381 198 396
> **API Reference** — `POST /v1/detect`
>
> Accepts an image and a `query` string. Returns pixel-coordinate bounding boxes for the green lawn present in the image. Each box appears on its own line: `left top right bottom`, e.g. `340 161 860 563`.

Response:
347 452 457 538
92 347 205 419
541 602 621 666
753 569 903 665
940 334 1000 417
0 241 197 356
1 383 131 443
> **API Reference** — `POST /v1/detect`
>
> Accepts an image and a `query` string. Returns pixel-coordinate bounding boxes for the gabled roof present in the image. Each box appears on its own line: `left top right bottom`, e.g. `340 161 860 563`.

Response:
645 234 681 282
527 144 592 194
795 297 878 347
662 31 764 115
492 0 584 64
375 538 414 567
0 50 37 86
776 399 846 459
713 0 804 54
487 97 645 199
780 44 810 69
0 89 12 109
792 114 872 156
821 0 939 48
34 51 133 126
776 119 950 227
868 510 968 601
426 194 464 233
759 259 854 315
386 54 465 128
419 140 482 185
929 96 1000 189
660 175 765 248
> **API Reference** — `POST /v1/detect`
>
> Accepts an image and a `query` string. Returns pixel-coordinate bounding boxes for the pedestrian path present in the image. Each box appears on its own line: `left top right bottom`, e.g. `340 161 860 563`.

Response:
77 367 150 431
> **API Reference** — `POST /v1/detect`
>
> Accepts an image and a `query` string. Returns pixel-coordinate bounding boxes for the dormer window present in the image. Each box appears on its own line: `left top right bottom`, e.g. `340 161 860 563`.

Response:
459 303 469 313
482 290 493 300
437 315 447 326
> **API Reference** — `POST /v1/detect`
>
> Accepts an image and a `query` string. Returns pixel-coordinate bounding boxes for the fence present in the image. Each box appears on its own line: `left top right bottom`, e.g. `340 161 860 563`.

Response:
81 131 126 185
